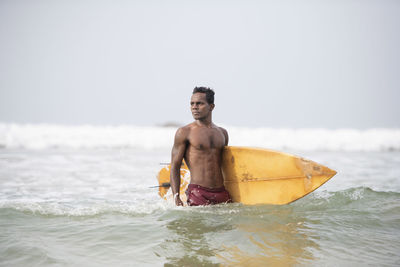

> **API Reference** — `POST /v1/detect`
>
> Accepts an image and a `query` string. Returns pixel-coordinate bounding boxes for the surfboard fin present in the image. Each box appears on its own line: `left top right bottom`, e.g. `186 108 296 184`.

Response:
149 182 171 188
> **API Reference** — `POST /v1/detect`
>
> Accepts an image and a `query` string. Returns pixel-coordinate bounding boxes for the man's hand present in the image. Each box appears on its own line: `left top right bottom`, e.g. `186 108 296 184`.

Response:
174 194 183 206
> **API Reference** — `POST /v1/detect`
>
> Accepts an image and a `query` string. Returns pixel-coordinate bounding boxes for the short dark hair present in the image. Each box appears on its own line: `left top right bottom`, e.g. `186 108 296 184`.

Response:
192 87 215 104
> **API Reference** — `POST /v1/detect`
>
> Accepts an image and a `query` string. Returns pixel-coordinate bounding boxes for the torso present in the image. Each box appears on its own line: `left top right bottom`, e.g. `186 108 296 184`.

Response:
183 122 227 188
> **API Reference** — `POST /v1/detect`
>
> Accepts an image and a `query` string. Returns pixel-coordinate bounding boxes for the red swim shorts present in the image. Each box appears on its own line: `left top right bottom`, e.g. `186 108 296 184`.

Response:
186 184 232 206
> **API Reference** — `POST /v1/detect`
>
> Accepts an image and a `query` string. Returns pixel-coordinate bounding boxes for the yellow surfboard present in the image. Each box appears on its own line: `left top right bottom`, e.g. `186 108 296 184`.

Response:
157 146 337 205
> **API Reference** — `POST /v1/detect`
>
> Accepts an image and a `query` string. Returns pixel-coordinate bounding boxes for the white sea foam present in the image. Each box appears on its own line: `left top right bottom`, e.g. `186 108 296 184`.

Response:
0 123 399 151
0 199 176 216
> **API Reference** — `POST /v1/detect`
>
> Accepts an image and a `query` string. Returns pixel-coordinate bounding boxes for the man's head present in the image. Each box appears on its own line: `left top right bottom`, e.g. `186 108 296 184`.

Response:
191 87 215 121
192 87 215 104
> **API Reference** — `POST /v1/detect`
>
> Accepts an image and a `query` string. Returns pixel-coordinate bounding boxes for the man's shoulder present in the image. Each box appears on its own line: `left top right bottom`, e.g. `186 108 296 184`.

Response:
216 126 229 145
217 125 228 135
218 126 228 132
175 123 193 136
180 122 200 130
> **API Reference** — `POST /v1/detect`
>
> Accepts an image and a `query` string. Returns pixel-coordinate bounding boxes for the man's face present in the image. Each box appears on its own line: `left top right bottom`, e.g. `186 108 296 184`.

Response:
190 93 214 120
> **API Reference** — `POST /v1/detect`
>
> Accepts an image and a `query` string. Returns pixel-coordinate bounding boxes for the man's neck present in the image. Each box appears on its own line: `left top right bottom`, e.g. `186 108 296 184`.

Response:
195 116 213 127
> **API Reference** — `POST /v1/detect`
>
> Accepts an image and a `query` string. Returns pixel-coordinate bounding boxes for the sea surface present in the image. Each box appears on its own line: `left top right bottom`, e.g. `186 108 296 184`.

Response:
0 124 400 266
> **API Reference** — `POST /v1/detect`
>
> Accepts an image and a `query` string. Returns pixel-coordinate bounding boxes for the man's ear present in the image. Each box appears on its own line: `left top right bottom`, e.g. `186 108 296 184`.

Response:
210 104 215 111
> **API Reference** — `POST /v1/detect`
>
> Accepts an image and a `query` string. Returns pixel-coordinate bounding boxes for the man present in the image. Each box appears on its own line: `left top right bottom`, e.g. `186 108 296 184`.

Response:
170 87 232 206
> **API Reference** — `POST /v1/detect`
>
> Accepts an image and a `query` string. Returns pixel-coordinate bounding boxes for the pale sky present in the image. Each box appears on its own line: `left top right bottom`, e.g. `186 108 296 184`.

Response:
1 0 399 128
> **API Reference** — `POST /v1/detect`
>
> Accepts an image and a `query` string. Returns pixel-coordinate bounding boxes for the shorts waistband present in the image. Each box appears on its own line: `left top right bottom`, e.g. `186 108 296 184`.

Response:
187 184 226 192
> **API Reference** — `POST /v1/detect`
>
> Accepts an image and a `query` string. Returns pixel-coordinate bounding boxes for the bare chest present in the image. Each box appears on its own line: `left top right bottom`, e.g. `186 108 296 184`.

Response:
188 128 225 151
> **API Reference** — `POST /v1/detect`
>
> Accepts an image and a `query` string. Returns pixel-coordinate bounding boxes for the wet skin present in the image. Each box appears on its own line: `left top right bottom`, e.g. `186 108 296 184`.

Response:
170 93 229 206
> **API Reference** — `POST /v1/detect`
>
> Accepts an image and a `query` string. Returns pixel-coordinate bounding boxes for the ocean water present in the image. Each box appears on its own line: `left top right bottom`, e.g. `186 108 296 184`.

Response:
0 124 400 266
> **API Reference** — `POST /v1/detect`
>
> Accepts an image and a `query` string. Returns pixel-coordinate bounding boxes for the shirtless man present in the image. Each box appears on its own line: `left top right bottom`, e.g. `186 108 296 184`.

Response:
170 87 231 206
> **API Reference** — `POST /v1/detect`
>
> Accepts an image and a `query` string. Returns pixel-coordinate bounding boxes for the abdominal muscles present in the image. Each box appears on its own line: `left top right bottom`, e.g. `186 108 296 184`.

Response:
185 148 224 188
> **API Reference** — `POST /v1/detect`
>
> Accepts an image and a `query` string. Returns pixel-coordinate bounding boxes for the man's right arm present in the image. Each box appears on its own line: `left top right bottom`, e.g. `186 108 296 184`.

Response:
170 127 188 206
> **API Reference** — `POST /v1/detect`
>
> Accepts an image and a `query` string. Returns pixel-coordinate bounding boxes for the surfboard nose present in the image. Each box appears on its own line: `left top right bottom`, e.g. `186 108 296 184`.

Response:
295 157 336 179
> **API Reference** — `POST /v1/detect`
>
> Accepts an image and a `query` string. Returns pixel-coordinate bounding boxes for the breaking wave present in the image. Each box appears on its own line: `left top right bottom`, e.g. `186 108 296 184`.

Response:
0 123 399 151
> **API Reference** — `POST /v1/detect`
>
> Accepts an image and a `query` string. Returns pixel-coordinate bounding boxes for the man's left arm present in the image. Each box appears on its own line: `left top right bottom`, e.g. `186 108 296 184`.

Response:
221 127 229 146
